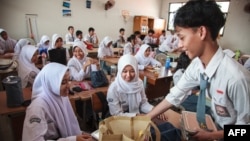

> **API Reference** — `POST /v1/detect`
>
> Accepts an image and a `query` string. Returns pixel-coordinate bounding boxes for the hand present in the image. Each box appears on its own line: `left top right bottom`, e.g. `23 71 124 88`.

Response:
191 128 214 141
157 113 168 121
76 134 93 141
145 65 153 70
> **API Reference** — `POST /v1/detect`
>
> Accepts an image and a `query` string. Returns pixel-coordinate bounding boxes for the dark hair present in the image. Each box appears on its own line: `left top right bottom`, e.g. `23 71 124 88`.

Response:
119 28 125 33
162 30 166 33
88 27 95 32
174 0 225 40
68 26 74 30
175 52 191 71
148 29 155 34
134 31 141 35
76 30 82 36
127 34 136 42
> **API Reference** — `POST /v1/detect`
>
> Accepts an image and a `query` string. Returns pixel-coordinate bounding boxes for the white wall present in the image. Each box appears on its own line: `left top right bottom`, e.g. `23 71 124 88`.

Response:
0 0 161 43
161 0 250 55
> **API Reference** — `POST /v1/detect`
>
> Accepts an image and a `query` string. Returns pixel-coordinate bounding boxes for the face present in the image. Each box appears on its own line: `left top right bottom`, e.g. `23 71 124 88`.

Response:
120 31 125 35
60 71 70 97
77 34 83 39
148 32 153 37
144 48 151 57
31 51 39 63
55 38 63 48
175 26 204 59
1 31 8 40
121 65 135 82
107 42 112 47
89 30 94 36
73 47 84 60
69 28 74 34
45 40 50 45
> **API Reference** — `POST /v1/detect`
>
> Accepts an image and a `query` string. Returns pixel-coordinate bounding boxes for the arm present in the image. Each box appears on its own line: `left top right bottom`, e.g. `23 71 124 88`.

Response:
192 129 224 141
140 86 154 113
146 98 173 119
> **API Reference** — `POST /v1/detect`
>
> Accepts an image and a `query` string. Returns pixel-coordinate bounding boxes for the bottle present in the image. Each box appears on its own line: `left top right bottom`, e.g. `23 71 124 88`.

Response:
165 56 171 69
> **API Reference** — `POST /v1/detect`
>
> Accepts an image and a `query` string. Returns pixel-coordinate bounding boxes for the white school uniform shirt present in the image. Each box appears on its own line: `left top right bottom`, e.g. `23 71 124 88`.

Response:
159 34 166 45
134 44 161 70
13 38 30 61
107 54 153 117
143 35 156 44
83 33 97 44
166 47 250 128
22 63 81 141
97 36 113 58
158 34 179 52
67 41 91 81
18 45 40 88
123 42 133 55
65 32 75 44
50 34 70 60
0 28 17 54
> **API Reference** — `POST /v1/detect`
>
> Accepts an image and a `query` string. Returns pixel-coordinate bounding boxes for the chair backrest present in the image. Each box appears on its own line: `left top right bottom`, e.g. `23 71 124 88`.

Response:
91 91 110 119
155 53 167 66
48 48 67 65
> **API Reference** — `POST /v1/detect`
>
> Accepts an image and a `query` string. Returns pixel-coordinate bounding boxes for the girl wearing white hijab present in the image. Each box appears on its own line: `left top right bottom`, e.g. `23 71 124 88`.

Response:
49 34 70 59
107 54 153 117
37 35 50 56
13 38 30 61
0 28 17 58
97 36 114 74
18 45 40 88
22 63 92 141
135 44 161 70
67 41 98 81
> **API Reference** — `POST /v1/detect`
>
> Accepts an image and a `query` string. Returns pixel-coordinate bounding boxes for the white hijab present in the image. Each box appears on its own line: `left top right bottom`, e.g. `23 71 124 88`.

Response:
69 41 89 69
18 45 40 88
13 39 30 61
98 36 113 58
37 35 50 49
50 34 62 49
0 28 5 41
135 44 151 65
114 54 144 113
32 63 81 137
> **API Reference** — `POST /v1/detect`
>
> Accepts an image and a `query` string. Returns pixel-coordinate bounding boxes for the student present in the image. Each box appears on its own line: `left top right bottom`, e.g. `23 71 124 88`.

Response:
65 25 75 44
159 30 166 45
134 44 161 70
67 41 98 81
13 38 30 61
22 63 92 141
48 34 70 65
107 54 181 141
83 27 99 48
37 35 50 56
17 45 40 88
74 30 83 42
157 30 180 54
123 34 135 55
0 28 17 58
114 28 126 48
134 31 142 53
143 29 157 45
146 1 250 141
97 36 114 74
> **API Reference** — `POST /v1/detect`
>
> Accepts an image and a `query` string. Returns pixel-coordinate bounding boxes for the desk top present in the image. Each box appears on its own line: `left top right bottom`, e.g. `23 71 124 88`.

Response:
100 57 120 65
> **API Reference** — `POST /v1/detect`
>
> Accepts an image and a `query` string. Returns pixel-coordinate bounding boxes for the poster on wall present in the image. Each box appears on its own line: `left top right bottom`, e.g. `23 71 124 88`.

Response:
62 9 71 17
63 1 71 8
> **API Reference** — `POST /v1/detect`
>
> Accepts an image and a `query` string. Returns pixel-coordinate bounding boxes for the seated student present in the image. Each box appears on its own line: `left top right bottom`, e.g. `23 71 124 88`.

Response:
74 30 83 42
13 38 30 61
65 25 75 44
22 62 92 141
159 30 167 45
114 28 126 48
135 44 161 70
83 27 99 48
244 58 250 71
0 28 17 58
107 54 181 141
37 35 50 57
48 34 70 65
123 34 135 55
97 36 114 75
134 31 142 53
18 45 40 88
143 29 157 45
157 30 181 54
67 41 99 81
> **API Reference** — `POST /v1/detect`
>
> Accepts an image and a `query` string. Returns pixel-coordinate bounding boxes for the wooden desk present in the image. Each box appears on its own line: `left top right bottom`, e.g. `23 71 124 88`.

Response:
139 67 173 100
100 57 120 65
87 48 121 59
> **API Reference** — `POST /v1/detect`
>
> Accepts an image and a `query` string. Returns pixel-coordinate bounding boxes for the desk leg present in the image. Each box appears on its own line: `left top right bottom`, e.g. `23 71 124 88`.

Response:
0 115 15 141
82 100 87 131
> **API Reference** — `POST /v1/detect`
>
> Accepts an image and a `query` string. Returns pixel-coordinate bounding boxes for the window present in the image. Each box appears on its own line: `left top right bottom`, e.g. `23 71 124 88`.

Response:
167 1 230 36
